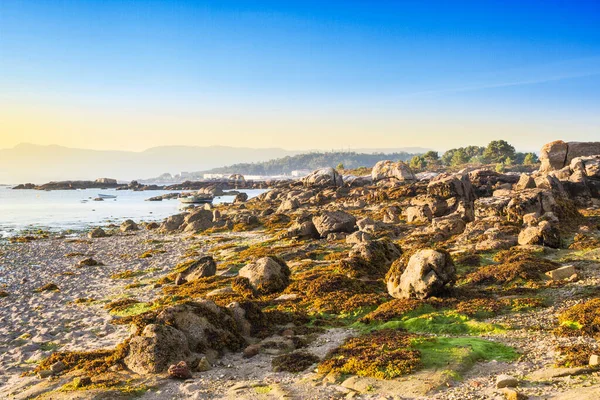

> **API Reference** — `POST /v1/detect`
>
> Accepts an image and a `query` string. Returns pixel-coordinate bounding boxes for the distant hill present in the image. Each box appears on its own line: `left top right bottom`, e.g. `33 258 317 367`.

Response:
205 151 421 176
0 143 429 184
0 143 301 184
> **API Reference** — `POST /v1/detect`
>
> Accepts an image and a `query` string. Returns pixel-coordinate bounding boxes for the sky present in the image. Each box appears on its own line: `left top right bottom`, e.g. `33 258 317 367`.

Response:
1 0 599 152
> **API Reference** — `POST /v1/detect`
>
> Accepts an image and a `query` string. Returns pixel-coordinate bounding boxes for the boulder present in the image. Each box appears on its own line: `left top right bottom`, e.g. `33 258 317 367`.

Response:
515 174 536 190
238 257 290 293
517 220 561 248
183 209 214 233
286 221 319 239
405 205 432 223
427 173 475 203
277 198 300 213
88 227 107 238
312 211 357 237
301 168 343 188
234 192 249 203
371 160 416 183
120 219 139 232
125 324 191 375
179 256 217 281
346 231 372 245
430 213 467 237
387 249 456 299
539 140 600 173
160 213 186 232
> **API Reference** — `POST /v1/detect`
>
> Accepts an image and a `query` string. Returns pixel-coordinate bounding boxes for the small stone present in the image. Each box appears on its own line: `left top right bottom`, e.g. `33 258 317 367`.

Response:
281 329 294 337
502 388 528 400
195 357 211 372
168 361 192 379
243 344 260 358
50 360 66 373
496 374 518 388
37 370 52 379
545 265 576 281
590 354 600 367
72 376 92 388
175 273 187 286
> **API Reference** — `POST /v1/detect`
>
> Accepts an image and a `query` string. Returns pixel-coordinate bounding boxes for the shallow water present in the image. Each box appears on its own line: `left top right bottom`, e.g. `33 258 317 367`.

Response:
0 186 267 237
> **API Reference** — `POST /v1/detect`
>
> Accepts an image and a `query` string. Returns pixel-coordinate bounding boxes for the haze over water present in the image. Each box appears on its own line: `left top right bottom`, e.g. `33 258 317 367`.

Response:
0 187 266 237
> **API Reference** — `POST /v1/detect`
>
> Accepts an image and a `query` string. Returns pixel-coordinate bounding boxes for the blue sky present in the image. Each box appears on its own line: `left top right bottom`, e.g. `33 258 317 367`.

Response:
0 0 599 151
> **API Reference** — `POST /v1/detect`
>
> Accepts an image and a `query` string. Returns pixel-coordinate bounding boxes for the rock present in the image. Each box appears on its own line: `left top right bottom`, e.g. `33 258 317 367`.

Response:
88 227 107 238
234 192 249 203
195 357 211 372
496 374 518 388
145 222 159 230
77 257 100 267
430 213 466 237
387 249 456 299
50 360 66 374
346 231 372 244
287 220 319 239
160 213 186 232
71 376 92 388
183 209 214 233
37 370 52 379
518 220 561 248
277 198 300 213
238 257 290 293
502 388 528 400
371 160 416 183
515 174 536 190
528 366 591 381
120 219 139 232
125 324 191 374
168 361 193 379
243 344 261 358
590 354 599 367
175 273 187 286
312 211 357 237
546 265 576 281
427 173 475 203
539 140 600 173
356 217 377 233
301 167 343 187
405 205 432 223
327 232 346 241
180 256 217 281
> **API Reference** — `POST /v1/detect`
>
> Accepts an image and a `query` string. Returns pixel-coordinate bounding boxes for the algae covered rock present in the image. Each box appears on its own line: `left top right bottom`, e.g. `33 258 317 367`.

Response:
312 211 357 237
88 227 107 238
125 323 191 374
386 249 455 299
120 219 139 232
179 256 217 281
238 256 290 293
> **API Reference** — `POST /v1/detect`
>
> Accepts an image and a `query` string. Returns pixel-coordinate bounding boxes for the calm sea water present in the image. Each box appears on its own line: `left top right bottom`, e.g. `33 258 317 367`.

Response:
0 186 267 237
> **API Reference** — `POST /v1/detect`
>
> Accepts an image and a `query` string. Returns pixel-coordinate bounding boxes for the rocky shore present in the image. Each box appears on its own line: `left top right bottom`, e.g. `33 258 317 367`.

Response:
1 140 600 399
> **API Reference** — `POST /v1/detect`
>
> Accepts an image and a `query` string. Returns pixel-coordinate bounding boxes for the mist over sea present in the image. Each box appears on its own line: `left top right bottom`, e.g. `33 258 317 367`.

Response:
0 186 266 237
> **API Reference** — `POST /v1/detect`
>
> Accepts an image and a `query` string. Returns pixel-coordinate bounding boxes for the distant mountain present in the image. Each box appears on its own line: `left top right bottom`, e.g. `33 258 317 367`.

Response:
0 143 300 184
0 143 430 184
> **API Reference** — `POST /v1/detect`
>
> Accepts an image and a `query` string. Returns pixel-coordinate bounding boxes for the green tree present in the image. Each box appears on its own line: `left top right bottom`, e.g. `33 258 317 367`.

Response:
409 155 427 171
523 153 539 165
441 149 457 166
423 151 439 162
483 140 516 163
336 163 344 170
495 162 505 173
451 149 469 166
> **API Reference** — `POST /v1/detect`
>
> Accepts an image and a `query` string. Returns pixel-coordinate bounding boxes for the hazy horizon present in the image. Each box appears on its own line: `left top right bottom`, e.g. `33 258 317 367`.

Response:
1 1 599 156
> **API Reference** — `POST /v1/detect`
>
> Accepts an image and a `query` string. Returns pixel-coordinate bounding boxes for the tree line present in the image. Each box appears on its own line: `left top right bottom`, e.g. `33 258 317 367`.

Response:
408 140 538 172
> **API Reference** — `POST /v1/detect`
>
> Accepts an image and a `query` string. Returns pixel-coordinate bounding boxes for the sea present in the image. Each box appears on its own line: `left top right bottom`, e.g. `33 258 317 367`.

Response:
0 185 267 238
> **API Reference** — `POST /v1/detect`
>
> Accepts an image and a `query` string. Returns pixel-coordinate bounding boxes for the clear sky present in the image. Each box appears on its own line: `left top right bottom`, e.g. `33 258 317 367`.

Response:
1 0 599 152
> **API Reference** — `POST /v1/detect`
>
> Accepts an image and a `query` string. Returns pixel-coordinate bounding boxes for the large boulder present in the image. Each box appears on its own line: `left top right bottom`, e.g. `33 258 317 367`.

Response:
301 168 343 188
387 249 456 299
238 257 290 293
277 198 300 213
88 227 108 238
183 209 214 233
124 324 191 375
539 140 600 173
286 221 319 239
371 160 416 183
312 211 357 237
